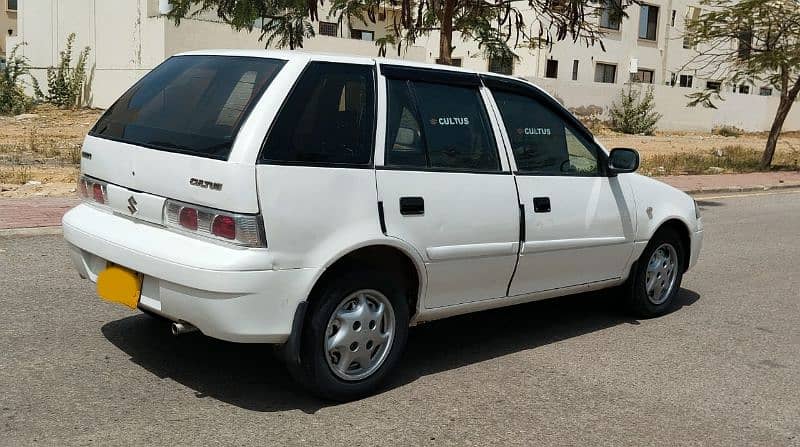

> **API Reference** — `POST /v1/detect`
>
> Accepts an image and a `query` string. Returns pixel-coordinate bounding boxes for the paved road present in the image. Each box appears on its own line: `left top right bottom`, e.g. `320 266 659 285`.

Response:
1 191 799 446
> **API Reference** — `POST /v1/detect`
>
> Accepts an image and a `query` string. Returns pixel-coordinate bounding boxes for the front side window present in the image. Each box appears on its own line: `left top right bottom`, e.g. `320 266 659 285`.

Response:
385 80 500 172
261 62 375 166
91 55 285 159
490 89 600 176
639 4 659 40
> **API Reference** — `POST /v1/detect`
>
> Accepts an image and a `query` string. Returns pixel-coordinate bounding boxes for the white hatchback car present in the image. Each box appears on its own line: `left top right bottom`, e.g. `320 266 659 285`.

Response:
64 50 703 400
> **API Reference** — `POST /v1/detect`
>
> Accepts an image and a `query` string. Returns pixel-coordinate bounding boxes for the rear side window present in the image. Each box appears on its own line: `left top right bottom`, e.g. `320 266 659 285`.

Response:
490 89 600 176
260 62 376 166
91 56 285 160
385 80 499 172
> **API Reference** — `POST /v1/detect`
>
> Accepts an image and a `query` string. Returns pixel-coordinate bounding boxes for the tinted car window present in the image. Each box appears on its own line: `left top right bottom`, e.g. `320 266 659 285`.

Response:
385 80 499 172
261 62 376 166
91 56 285 160
490 90 600 175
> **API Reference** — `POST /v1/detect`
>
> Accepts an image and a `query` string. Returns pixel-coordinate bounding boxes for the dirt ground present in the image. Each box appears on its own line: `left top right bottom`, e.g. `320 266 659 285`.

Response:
1 105 799 197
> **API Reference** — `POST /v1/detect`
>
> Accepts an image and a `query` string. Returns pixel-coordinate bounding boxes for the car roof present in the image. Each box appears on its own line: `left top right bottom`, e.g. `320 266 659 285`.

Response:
175 49 524 81
175 48 554 103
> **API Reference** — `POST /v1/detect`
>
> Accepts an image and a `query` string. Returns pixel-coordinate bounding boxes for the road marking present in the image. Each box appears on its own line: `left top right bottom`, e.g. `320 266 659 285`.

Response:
696 190 800 200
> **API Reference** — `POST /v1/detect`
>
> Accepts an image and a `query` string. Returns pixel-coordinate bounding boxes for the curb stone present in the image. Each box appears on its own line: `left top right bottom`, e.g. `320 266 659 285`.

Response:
682 183 800 196
0 226 63 238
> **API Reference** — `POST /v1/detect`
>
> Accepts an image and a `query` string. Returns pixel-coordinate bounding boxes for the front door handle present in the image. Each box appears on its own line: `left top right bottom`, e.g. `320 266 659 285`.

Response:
400 196 425 216
533 197 551 213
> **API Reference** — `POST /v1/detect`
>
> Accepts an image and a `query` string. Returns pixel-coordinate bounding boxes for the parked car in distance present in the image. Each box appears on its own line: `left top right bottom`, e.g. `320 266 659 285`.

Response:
63 50 703 401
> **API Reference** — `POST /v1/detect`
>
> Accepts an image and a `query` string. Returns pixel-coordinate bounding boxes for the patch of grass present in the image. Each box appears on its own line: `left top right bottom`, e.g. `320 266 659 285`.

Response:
712 125 744 137
641 145 800 176
0 165 32 184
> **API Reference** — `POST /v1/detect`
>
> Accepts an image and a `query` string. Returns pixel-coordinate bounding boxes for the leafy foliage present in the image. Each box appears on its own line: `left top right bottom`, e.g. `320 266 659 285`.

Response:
682 0 800 167
166 0 635 64
0 44 42 116
46 33 91 109
609 84 661 135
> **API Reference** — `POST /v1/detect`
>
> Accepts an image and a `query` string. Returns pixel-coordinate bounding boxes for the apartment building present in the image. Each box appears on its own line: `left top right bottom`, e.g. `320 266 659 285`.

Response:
11 0 800 130
0 0 17 58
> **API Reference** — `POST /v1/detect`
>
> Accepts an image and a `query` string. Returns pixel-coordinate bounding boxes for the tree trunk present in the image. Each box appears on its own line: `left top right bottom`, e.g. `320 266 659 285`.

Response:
437 0 455 65
761 78 800 169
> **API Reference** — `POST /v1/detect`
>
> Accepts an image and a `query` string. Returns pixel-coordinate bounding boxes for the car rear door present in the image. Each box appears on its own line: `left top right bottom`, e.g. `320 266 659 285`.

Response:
482 76 637 295
376 66 520 308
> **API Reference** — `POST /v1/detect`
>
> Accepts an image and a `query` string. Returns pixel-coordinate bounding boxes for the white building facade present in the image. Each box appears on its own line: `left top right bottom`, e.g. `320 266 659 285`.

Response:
11 0 800 131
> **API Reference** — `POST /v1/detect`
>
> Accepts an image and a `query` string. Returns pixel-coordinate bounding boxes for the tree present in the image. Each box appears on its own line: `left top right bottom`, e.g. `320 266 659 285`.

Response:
683 0 800 168
609 84 662 135
167 0 634 66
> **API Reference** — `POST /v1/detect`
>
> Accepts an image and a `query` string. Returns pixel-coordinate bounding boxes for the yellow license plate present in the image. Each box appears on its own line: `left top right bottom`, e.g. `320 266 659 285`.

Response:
97 265 142 309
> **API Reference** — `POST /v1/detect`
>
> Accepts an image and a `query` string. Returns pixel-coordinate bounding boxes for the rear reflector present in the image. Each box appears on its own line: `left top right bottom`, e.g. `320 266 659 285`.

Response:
211 215 236 240
178 207 199 230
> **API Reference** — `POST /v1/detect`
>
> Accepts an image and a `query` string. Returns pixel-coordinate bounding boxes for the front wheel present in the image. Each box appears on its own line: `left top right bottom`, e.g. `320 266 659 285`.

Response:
625 228 685 318
294 270 409 401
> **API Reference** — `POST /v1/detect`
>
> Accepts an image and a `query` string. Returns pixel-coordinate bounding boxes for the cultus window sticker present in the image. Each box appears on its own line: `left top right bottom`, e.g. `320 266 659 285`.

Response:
517 127 552 135
429 117 471 126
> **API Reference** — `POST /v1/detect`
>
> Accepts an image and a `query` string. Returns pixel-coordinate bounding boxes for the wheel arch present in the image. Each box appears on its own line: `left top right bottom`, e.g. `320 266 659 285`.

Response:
305 241 427 320
654 218 692 272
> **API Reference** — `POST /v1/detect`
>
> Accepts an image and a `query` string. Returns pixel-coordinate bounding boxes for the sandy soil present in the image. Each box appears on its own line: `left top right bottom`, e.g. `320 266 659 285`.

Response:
1 105 798 197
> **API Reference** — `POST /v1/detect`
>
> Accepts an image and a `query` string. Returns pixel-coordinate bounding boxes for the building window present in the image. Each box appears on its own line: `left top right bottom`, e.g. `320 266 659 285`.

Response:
7 0 17 11
683 7 700 48
489 56 513 75
671 9 676 26
598 0 621 30
679 74 693 88
572 60 579 80
706 81 721 91
545 59 558 78
759 87 773 96
594 63 617 83
436 58 462 67
350 29 374 41
638 4 659 40
737 28 753 60
319 21 338 37
633 69 654 84
738 84 750 94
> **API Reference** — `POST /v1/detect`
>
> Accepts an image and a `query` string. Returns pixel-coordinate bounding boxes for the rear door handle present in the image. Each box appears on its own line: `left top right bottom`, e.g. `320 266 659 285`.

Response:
400 197 425 216
533 197 551 213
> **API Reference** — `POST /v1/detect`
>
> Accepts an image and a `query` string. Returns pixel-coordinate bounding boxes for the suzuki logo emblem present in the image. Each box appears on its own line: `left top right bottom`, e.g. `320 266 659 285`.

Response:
127 196 138 214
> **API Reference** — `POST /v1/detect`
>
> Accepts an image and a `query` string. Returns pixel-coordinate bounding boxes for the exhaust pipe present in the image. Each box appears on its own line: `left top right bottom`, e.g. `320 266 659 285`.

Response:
171 321 198 336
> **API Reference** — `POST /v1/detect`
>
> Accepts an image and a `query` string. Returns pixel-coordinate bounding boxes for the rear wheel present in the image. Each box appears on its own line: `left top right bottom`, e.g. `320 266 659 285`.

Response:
295 270 409 401
625 228 685 318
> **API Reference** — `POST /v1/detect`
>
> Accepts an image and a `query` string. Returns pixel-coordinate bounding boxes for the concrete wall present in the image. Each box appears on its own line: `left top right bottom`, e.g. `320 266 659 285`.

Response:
531 78 800 132
0 0 16 56
16 0 166 107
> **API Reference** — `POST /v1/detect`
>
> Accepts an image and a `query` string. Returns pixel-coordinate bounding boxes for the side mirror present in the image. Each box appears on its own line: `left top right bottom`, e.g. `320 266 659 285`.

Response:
608 148 640 175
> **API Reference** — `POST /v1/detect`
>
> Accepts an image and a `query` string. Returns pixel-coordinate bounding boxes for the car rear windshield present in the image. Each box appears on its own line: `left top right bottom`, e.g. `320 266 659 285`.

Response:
90 55 286 160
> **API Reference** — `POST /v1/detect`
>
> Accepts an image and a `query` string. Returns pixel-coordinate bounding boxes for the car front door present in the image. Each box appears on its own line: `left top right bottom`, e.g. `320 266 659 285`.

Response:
376 66 520 308
483 76 637 296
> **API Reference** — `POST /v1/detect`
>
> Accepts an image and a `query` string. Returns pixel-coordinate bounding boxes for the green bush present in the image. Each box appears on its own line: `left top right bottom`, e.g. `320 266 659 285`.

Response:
609 84 662 135
712 125 743 137
0 44 41 116
46 33 91 109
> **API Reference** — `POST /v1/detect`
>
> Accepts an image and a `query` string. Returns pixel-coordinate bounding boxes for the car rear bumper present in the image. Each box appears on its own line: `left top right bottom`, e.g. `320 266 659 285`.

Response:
63 204 317 343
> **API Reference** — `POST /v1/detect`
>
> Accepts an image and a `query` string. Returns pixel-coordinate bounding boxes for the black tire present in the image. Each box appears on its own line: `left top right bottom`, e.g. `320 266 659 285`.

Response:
294 269 409 401
625 228 685 318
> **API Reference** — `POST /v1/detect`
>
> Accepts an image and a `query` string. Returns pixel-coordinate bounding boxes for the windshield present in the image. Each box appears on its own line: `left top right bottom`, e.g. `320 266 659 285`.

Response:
90 55 286 160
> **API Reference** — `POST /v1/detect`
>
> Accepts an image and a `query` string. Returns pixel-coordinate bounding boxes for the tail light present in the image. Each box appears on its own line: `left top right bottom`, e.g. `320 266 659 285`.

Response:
165 199 265 248
78 175 107 205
